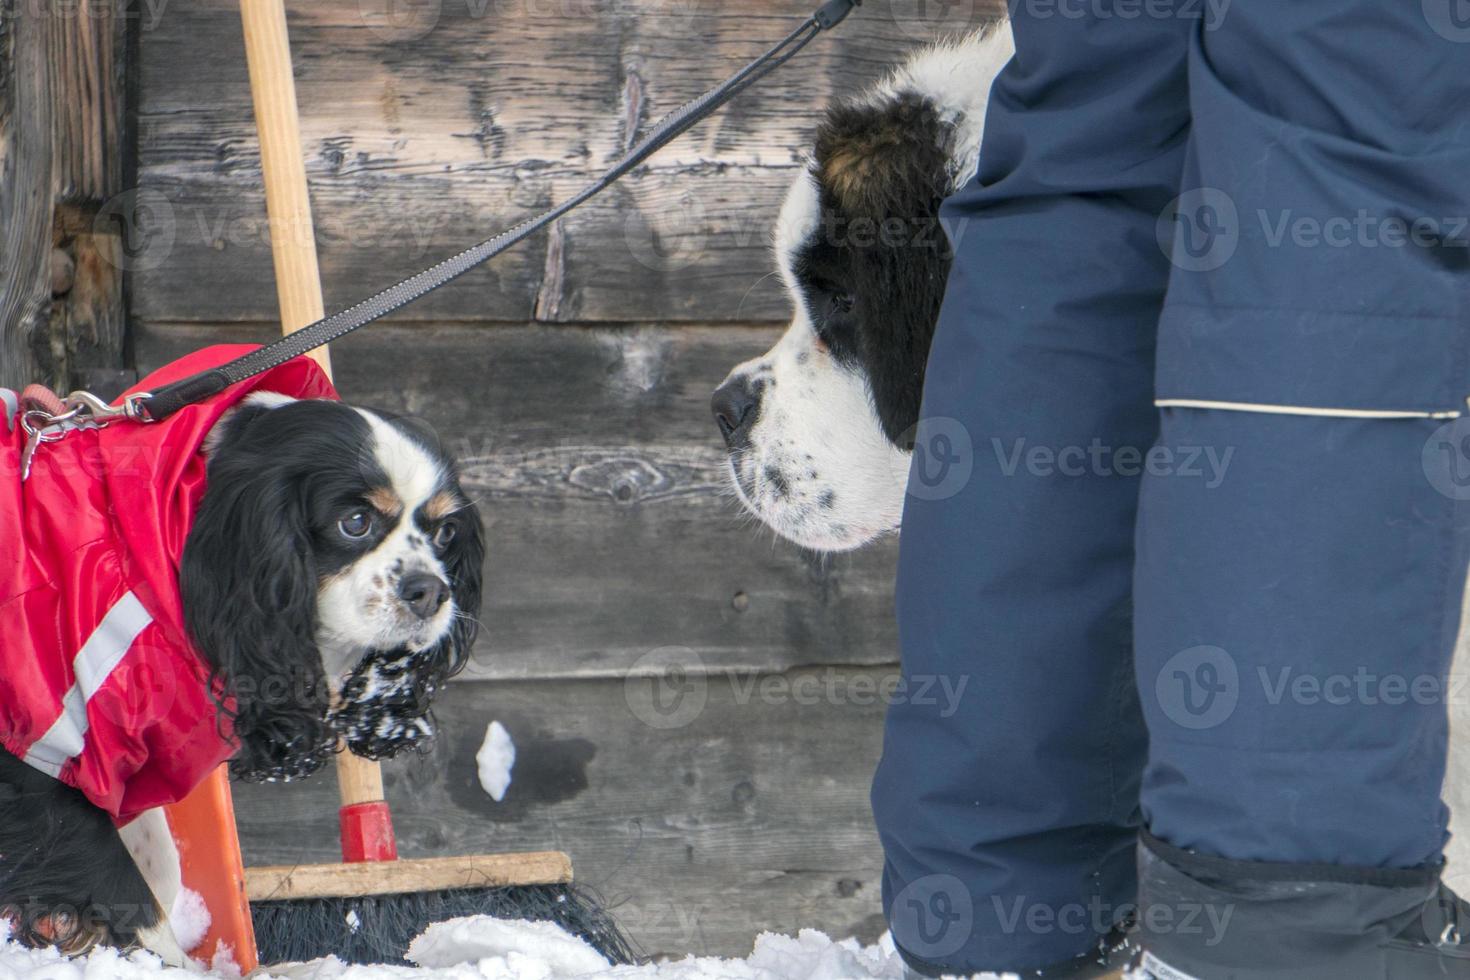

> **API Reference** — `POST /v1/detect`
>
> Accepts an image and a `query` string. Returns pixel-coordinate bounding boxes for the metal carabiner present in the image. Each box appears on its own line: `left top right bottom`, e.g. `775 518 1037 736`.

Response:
63 389 154 425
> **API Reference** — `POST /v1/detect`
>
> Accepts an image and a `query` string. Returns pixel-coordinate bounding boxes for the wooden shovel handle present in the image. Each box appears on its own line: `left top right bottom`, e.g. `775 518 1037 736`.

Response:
240 0 384 814
240 0 330 369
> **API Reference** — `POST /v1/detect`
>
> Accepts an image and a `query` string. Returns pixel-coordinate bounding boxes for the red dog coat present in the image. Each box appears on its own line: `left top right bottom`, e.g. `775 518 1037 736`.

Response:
0 347 336 823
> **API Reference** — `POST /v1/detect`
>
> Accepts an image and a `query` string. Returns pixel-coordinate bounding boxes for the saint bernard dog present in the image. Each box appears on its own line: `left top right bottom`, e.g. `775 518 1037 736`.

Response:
710 23 1014 552
710 18 1470 893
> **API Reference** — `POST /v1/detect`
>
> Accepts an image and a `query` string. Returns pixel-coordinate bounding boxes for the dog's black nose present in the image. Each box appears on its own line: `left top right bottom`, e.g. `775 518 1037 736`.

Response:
711 378 758 450
398 572 450 619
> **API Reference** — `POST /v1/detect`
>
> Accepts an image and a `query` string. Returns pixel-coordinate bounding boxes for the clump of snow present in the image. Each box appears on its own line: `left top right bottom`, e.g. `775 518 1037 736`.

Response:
409 917 610 973
170 887 211 954
475 721 516 802
209 942 241 978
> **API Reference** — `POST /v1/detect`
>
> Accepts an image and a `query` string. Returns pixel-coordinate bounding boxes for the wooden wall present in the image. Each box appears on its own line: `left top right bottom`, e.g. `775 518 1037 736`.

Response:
127 0 1007 959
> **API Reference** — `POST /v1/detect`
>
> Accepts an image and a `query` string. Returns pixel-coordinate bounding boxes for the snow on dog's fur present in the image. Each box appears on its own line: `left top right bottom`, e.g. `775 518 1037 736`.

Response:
711 25 1014 551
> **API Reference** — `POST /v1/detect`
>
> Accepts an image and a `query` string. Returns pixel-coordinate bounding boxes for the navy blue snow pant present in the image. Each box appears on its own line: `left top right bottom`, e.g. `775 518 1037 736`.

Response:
873 2 1470 975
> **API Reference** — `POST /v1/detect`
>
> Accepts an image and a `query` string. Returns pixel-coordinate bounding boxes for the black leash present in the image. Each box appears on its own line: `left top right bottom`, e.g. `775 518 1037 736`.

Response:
137 0 861 422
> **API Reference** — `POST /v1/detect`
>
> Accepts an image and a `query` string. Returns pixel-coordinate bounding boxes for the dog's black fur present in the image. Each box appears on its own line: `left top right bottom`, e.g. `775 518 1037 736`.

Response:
802 92 958 444
0 747 161 952
182 399 484 782
2 397 484 957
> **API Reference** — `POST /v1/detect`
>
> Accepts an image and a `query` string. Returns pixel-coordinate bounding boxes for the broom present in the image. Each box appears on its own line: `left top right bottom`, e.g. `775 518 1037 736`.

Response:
246 754 633 965
231 0 632 964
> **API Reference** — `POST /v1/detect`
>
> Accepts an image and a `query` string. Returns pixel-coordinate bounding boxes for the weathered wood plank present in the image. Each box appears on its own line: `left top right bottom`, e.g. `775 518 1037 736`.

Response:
0 3 54 388
133 0 1006 324
233 670 895 957
135 321 902 680
0 0 130 392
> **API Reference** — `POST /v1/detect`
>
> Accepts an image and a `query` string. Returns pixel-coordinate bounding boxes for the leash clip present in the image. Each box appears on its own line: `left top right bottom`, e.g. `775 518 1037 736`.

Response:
20 389 153 434
18 389 153 482
64 390 155 426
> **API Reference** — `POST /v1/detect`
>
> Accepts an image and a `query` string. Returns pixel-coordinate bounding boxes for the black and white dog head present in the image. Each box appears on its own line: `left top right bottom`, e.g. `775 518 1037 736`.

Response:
712 26 1012 551
182 393 484 781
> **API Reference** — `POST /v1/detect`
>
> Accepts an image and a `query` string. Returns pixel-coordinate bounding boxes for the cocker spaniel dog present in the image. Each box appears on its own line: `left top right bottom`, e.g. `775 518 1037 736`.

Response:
0 348 483 963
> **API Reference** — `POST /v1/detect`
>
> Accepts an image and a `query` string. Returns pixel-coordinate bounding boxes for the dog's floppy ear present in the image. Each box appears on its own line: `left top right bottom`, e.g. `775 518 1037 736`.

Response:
181 427 336 782
814 91 957 223
440 492 484 674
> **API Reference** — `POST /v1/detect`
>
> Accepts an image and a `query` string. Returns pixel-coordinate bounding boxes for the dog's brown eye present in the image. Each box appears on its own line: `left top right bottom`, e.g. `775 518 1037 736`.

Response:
433 522 457 550
339 511 373 539
829 292 854 315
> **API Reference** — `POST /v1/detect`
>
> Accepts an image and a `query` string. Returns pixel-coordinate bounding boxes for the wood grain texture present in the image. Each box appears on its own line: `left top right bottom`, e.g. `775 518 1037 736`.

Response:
247 851 573 900
133 0 1005 325
135 320 902 681
233 670 896 958
0 4 55 389
0 0 129 391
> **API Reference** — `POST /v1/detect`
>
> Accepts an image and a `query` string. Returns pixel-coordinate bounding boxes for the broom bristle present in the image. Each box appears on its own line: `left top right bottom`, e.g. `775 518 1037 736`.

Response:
250 883 637 966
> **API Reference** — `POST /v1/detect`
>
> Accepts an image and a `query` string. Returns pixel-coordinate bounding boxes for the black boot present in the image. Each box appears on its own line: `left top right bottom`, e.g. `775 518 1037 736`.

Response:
1379 881 1470 976
1134 830 1468 979
901 920 1137 979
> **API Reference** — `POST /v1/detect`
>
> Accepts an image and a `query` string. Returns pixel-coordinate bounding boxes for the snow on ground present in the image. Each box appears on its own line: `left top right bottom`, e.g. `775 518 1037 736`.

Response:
476 721 516 803
0 917 1025 980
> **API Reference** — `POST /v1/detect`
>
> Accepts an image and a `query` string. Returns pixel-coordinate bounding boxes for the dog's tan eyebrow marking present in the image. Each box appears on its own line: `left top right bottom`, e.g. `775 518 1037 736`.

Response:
366 486 403 516
423 490 461 521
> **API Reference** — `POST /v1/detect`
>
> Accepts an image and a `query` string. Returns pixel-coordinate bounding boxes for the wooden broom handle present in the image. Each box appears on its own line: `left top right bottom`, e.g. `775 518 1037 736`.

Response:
240 0 381 810
240 0 330 370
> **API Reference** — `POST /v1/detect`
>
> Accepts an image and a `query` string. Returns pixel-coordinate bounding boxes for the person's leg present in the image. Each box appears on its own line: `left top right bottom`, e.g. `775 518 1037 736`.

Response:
870 4 1195 974
1134 2 1470 976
